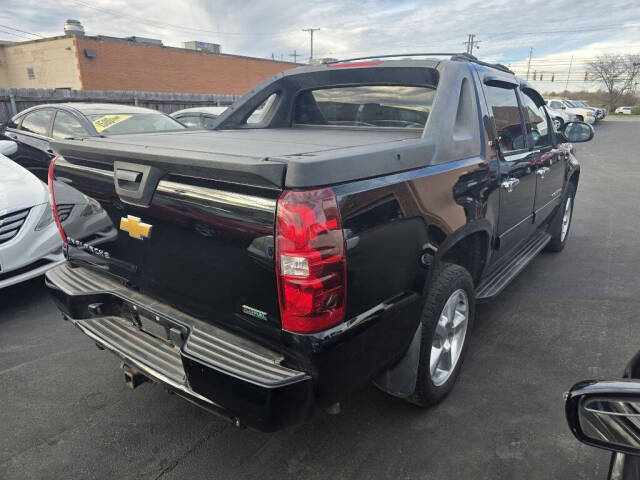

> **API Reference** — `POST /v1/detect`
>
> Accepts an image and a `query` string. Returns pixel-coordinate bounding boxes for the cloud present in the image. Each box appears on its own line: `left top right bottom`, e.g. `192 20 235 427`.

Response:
1 0 639 92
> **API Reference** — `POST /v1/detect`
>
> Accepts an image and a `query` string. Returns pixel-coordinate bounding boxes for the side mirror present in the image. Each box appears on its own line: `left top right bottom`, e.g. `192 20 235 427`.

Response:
566 380 640 456
0 140 18 156
562 121 594 143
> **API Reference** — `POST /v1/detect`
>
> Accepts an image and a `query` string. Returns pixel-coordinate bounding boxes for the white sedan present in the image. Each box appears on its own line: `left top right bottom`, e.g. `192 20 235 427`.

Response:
0 140 65 288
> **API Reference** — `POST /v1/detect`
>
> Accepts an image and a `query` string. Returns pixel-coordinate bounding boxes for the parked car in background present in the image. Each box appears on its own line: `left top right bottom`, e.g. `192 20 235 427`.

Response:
565 349 640 480
170 106 228 129
546 99 596 124
615 106 633 115
43 54 594 432
567 100 600 120
171 105 267 129
577 100 606 120
0 103 185 181
545 105 578 131
0 140 65 288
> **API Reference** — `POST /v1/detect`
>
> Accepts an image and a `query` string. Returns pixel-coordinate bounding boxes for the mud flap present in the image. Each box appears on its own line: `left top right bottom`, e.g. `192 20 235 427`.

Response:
372 323 422 398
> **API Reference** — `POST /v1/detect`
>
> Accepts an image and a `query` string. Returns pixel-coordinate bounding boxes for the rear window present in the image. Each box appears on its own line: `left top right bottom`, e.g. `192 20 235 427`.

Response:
294 85 435 129
87 113 185 135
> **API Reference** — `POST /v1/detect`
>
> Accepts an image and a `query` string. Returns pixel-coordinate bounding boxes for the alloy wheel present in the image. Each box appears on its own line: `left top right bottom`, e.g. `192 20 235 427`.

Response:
430 289 469 386
561 197 572 242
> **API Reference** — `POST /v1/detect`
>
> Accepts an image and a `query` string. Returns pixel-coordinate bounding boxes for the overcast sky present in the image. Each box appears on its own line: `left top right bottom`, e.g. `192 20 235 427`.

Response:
1 0 640 92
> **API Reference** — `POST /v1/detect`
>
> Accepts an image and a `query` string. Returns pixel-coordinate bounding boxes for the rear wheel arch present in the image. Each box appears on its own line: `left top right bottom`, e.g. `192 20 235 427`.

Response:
434 226 491 286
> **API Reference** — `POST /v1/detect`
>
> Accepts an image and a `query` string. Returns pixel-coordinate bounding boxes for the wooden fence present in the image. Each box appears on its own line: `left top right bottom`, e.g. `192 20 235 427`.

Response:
0 88 241 123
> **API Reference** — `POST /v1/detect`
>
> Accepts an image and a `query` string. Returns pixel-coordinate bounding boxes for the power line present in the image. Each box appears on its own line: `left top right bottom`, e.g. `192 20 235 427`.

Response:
0 28 36 40
0 24 44 38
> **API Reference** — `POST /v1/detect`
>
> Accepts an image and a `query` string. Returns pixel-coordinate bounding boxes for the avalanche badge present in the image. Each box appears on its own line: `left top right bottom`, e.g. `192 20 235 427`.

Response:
120 215 152 240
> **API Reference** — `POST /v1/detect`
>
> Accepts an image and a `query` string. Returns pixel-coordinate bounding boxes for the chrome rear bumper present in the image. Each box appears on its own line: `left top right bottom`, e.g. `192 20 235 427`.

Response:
45 262 314 431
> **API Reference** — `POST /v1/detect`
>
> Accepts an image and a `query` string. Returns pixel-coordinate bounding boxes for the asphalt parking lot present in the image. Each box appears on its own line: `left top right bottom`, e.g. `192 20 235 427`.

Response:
1 118 639 480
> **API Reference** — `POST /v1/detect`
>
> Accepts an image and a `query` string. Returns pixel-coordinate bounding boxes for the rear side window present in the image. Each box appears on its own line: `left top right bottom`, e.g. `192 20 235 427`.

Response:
294 86 434 129
520 90 551 148
202 115 218 129
175 115 202 128
484 86 525 152
20 109 53 136
52 110 89 139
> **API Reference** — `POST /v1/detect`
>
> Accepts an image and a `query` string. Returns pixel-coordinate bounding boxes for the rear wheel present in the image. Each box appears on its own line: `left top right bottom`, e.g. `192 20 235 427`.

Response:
546 184 575 252
408 263 475 407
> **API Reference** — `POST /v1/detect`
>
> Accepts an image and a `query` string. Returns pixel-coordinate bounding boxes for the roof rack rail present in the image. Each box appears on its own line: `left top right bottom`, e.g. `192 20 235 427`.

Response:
449 53 514 74
325 52 514 75
324 53 466 64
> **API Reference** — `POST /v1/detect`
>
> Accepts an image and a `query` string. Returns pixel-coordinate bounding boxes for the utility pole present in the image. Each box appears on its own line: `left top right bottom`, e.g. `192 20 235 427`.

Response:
302 28 320 63
525 47 533 81
565 55 574 92
289 49 299 63
463 34 480 55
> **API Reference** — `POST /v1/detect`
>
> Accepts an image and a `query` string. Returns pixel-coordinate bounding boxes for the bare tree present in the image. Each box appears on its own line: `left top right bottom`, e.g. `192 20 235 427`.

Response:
588 54 640 112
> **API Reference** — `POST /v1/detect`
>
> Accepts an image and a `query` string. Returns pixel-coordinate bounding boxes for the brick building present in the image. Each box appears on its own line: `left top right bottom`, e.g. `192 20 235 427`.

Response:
0 27 299 94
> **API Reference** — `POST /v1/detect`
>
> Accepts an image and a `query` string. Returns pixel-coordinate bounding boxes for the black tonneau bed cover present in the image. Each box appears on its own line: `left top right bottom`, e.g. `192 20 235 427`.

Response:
52 127 431 189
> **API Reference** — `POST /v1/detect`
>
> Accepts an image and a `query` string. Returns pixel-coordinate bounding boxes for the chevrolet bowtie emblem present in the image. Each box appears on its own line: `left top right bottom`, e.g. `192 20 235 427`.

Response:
120 215 152 240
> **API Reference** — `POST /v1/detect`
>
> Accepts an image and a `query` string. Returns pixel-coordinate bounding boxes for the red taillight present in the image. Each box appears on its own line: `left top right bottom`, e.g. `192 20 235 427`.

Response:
48 155 67 244
275 188 347 333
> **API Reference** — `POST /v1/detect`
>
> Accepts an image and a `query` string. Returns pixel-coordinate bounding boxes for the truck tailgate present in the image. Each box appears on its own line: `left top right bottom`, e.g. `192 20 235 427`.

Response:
50 138 284 333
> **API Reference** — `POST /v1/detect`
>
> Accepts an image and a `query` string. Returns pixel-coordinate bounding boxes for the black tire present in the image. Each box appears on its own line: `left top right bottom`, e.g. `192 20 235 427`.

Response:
546 184 576 252
408 263 475 407
553 117 564 131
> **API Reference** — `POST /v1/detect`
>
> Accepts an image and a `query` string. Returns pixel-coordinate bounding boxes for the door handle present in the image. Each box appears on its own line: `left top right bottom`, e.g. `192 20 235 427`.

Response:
536 167 551 178
501 178 520 192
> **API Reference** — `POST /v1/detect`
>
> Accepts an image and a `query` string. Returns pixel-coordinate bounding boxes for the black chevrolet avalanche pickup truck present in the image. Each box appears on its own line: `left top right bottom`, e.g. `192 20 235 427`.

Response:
32 54 594 432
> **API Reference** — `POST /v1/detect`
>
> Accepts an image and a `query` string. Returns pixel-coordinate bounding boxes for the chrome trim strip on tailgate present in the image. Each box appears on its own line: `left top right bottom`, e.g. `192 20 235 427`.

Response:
156 180 276 214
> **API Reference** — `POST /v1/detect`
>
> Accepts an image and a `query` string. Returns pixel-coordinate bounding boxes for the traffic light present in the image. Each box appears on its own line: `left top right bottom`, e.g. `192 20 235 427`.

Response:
551 73 555 82
584 72 589 81
540 73 544 81
533 71 537 80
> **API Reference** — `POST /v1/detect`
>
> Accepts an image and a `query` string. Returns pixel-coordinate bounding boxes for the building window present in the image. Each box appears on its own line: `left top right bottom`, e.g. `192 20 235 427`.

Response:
27 67 35 80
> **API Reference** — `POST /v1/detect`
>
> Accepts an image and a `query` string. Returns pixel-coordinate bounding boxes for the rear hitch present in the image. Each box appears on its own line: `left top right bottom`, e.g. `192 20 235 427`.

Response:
123 364 149 389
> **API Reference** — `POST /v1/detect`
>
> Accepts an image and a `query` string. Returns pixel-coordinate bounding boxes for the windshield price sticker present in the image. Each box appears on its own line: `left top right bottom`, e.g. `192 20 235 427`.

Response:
92 114 132 133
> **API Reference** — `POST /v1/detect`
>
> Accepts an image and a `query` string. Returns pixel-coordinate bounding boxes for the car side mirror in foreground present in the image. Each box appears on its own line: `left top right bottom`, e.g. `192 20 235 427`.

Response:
0 139 18 156
566 380 640 456
562 121 594 143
